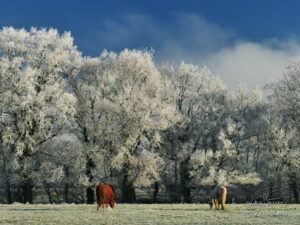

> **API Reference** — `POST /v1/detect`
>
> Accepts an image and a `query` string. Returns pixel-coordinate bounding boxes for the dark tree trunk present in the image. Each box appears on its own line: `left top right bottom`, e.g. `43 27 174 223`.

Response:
289 172 299 203
83 125 96 204
3 169 12 204
64 183 69 203
122 172 136 203
43 184 55 203
269 181 274 200
86 187 94 204
166 139 181 202
277 173 282 200
182 185 191 203
16 186 23 203
1 146 12 203
180 160 191 203
174 158 178 187
6 182 12 204
173 157 181 202
153 182 159 203
86 156 95 204
64 166 69 203
23 180 33 204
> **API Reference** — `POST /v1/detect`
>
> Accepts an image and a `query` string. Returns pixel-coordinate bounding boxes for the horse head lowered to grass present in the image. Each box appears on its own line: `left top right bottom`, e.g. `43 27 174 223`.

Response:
96 184 115 210
209 186 227 210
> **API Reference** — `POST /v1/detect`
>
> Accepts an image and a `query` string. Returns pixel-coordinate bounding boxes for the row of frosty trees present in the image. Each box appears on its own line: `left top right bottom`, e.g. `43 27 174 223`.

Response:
0 27 299 204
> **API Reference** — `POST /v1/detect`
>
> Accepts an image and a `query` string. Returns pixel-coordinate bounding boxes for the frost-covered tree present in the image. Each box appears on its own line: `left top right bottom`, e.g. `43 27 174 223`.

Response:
159 62 226 202
0 27 81 203
39 134 87 203
268 58 300 127
68 50 179 203
258 114 300 202
187 88 261 197
85 50 179 202
160 63 261 202
265 59 300 203
70 55 118 203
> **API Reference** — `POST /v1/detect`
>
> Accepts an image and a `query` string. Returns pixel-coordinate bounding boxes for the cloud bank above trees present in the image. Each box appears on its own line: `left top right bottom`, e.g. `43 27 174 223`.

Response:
89 13 300 89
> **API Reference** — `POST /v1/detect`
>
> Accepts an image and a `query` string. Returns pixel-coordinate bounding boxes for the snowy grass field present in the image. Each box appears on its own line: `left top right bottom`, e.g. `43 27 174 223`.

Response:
0 203 299 225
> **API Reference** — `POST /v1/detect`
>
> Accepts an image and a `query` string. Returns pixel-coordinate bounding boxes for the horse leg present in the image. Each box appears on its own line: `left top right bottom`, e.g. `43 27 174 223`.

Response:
101 197 105 208
214 198 219 210
217 198 221 210
97 198 100 210
221 197 225 210
218 200 223 210
103 195 109 208
218 196 223 210
221 187 227 210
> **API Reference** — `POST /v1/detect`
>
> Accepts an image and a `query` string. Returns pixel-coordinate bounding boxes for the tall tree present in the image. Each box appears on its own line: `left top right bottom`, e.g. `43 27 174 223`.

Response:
160 63 262 202
70 56 113 204
266 59 300 203
0 27 81 203
96 50 179 202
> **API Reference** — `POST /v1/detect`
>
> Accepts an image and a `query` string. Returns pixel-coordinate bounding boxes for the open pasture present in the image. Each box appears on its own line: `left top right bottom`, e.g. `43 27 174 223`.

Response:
0 203 299 225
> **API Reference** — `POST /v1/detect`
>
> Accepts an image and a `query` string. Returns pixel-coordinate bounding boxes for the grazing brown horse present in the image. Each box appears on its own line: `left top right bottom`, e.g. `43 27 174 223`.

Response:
96 184 115 210
209 186 227 210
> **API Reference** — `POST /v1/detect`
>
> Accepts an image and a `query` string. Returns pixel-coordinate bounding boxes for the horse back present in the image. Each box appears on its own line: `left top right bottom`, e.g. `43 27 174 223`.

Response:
219 186 227 198
211 186 227 199
96 184 115 201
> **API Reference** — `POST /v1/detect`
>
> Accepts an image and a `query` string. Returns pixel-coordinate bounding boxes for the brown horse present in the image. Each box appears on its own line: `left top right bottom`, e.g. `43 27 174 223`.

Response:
209 186 227 210
96 184 115 210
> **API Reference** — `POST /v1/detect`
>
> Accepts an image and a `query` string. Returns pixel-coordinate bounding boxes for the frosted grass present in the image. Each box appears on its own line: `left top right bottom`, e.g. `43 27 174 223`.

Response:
0 204 299 225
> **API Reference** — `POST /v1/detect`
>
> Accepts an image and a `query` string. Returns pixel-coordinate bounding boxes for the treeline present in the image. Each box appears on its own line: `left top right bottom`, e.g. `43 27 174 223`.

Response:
0 27 299 204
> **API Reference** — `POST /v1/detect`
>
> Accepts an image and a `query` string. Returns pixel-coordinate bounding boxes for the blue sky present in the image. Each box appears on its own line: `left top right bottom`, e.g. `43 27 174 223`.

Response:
1 0 300 88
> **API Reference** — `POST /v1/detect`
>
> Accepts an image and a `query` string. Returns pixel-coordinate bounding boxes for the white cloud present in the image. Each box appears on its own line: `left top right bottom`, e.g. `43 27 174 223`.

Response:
92 13 300 89
204 41 300 89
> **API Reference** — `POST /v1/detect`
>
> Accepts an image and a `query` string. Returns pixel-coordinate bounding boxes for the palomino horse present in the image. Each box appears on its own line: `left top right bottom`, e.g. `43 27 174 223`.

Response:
96 184 115 210
209 186 227 210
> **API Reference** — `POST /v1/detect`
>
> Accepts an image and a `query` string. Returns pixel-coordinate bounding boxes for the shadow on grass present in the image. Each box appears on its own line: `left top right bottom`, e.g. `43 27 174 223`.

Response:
147 208 212 211
9 208 60 211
